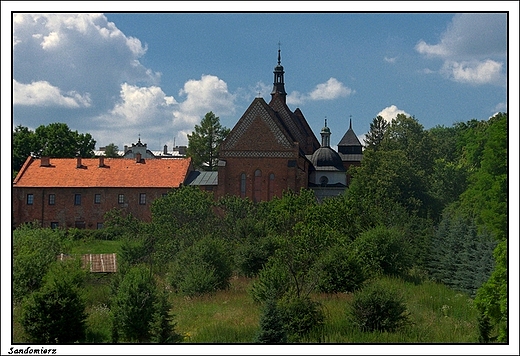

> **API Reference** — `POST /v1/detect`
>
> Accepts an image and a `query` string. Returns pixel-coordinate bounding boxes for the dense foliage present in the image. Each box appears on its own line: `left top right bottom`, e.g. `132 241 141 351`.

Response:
13 123 96 175
186 111 230 170
12 112 507 344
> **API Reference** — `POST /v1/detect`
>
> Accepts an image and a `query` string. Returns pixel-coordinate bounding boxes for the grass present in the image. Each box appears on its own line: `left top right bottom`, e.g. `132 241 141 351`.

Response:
12 269 481 344
68 238 122 255
167 275 480 343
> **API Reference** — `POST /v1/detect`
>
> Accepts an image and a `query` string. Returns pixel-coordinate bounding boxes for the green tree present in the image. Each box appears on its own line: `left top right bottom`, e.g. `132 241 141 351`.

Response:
186 111 230 170
255 298 287 343
168 236 233 297
111 266 160 342
13 125 37 175
364 115 388 151
20 258 87 343
13 225 67 302
34 122 96 158
104 143 120 157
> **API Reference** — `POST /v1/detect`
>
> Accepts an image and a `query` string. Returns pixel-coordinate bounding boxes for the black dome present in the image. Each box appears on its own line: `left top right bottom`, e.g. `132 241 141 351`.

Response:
310 147 345 171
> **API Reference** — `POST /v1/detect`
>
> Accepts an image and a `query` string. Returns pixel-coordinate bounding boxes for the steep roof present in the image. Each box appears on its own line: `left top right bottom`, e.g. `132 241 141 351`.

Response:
13 156 192 188
338 120 362 147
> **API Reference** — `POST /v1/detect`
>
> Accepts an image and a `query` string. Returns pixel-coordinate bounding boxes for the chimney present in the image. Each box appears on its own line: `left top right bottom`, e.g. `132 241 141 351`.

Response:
99 156 105 167
136 152 142 163
124 145 128 153
163 144 168 155
76 157 82 168
40 157 50 167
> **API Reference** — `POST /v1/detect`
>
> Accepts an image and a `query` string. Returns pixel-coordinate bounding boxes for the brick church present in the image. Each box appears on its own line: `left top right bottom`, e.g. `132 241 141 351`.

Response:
215 50 362 201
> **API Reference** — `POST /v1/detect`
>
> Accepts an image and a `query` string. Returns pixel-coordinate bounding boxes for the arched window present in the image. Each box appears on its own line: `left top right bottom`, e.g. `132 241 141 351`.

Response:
240 173 246 198
254 169 262 202
319 176 329 187
268 173 275 200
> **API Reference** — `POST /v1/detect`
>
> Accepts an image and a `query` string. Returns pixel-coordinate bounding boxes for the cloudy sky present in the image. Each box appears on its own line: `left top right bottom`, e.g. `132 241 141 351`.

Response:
5 4 515 154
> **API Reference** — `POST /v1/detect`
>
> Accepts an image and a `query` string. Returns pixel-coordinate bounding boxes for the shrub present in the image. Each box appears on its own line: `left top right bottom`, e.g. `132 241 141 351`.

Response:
111 266 157 342
235 236 277 277
169 236 232 297
20 259 87 343
278 296 324 342
250 258 290 303
255 298 287 343
351 226 411 277
348 281 410 333
317 245 366 293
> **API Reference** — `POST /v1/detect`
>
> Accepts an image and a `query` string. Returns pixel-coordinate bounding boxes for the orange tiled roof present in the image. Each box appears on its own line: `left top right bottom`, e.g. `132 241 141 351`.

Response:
13 156 192 188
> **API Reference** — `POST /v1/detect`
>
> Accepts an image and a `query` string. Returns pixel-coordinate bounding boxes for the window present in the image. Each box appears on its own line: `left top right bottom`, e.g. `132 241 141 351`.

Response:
139 193 146 205
74 194 81 205
96 223 104 229
48 194 55 205
240 173 246 198
268 173 275 200
94 194 101 204
254 169 262 202
50 222 59 229
27 194 34 205
319 176 329 187
75 221 86 229
118 194 124 204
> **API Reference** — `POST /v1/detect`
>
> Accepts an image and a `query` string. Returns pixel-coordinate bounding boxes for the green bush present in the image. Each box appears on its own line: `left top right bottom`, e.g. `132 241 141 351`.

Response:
255 298 287 343
169 236 232 297
235 236 276 277
317 245 366 293
351 226 412 277
20 258 87 343
250 258 290 303
348 281 410 333
278 296 324 342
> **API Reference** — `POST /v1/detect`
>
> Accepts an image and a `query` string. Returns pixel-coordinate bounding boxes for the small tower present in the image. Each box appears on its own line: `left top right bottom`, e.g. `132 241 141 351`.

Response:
320 119 331 147
270 45 287 102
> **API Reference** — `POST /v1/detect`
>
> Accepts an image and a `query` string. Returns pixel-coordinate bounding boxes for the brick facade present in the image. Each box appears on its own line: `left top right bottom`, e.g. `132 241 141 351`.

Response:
12 156 192 229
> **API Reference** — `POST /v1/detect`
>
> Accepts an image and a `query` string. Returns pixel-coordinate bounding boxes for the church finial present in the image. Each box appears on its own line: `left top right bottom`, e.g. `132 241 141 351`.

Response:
349 115 352 130
277 42 281 65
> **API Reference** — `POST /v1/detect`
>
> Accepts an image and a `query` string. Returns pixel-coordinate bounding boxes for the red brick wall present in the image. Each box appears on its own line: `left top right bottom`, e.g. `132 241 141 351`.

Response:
216 154 309 201
12 186 172 229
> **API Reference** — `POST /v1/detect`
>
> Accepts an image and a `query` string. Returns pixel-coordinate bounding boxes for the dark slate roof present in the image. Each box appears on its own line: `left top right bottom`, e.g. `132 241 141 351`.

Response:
338 127 362 147
308 147 346 171
338 153 363 162
185 170 218 186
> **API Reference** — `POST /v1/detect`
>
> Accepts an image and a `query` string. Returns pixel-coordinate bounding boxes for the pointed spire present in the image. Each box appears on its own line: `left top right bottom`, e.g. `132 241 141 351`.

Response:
271 44 287 102
349 115 352 130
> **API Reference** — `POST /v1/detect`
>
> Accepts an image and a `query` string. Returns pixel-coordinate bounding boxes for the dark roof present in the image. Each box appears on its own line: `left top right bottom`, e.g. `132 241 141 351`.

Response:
338 127 362 147
338 153 363 162
185 170 218 186
309 147 345 171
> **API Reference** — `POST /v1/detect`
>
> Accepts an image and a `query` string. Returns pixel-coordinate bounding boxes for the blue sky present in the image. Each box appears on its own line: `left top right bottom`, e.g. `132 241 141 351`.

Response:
5 5 515 153
2 3 520 355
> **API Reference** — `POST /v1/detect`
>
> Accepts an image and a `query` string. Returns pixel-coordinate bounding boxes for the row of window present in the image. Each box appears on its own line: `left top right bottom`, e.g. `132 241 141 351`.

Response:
26 193 150 206
240 170 276 200
50 221 104 229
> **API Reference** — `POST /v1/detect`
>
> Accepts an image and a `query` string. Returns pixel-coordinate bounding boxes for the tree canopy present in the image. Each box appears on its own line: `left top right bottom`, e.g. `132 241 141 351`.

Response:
186 112 230 171
13 123 96 174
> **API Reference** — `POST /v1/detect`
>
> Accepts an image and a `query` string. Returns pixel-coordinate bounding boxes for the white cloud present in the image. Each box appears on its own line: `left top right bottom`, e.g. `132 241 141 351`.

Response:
286 77 353 105
442 59 503 85
173 74 236 128
377 105 410 123
415 13 506 86
384 56 397 64
13 79 91 108
13 13 158 115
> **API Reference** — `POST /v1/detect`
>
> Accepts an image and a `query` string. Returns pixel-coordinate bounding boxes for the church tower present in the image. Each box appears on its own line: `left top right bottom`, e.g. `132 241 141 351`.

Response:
270 47 287 102
217 49 319 201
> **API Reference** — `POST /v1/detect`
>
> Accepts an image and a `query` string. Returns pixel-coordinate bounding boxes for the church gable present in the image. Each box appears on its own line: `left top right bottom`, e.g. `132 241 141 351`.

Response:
221 98 294 154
